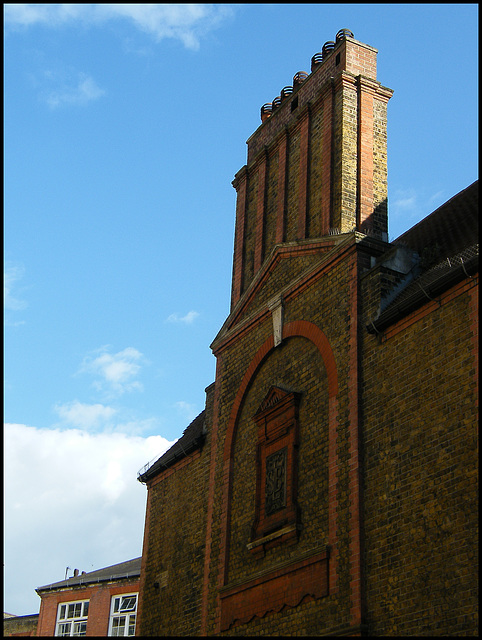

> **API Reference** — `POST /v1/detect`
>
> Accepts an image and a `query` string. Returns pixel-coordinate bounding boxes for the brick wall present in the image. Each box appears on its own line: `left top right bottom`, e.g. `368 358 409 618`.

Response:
361 272 479 635
36 579 139 636
3 614 38 636
204 239 366 635
137 450 209 635
137 386 215 636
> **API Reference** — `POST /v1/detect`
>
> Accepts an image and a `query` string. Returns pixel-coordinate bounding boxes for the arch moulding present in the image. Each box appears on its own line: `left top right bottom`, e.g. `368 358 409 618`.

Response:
217 320 340 602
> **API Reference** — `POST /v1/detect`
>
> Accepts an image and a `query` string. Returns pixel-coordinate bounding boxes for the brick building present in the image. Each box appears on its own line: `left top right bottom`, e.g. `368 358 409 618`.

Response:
3 612 39 637
136 30 478 636
35 558 141 636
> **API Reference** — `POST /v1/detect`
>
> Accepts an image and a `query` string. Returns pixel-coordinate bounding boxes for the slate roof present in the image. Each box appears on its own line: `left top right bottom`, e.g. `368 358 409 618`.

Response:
137 410 206 483
394 180 478 257
368 181 478 333
36 557 141 593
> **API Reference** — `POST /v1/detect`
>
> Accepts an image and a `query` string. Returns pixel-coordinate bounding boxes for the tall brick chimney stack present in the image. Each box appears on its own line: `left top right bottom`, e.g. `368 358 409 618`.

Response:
231 29 393 309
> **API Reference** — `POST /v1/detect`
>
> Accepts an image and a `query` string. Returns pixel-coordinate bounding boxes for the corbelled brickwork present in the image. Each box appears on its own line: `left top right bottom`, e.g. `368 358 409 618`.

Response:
231 33 392 309
137 28 478 636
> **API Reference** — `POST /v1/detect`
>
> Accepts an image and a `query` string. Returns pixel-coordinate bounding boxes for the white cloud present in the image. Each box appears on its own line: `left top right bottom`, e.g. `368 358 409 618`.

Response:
41 71 106 109
4 264 28 312
54 401 117 430
429 190 444 202
4 422 175 615
54 400 162 436
4 4 87 27
391 187 449 228
393 196 416 210
79 346 146 397
174 400 198 423
4 3 235 50
392 188 417 212
166 310 200 325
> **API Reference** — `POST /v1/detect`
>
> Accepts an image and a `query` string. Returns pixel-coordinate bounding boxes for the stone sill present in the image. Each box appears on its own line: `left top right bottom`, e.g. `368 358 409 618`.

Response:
247 523 299 553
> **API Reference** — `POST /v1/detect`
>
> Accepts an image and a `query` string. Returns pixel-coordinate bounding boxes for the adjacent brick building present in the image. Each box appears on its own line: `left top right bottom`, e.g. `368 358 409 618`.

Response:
137 29 478 636
3 613 39 637
35 558 141 636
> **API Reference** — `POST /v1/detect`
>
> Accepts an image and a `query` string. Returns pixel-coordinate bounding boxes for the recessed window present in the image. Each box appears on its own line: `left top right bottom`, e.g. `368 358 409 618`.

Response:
290 96 298 112
336 53 341 65
55 600 89 636
250 386 301 557
109 593 138 636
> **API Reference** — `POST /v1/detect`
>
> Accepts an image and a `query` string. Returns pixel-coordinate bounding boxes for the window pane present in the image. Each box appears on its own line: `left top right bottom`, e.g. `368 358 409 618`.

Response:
127 614 136 636
82 601 89 617
72 621 87 636
59 605 66 620
120 596 137 612
57 622 71 636
67 602 83 619
113 597 120 613
112 616 126 636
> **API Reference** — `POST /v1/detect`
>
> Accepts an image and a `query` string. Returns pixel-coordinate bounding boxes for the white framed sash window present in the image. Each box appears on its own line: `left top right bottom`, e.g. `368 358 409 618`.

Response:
108 593 137 636
55 600 89 636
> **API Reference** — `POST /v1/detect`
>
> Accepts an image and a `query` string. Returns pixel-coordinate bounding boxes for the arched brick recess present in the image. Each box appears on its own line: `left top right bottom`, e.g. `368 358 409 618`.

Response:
217 321 340 617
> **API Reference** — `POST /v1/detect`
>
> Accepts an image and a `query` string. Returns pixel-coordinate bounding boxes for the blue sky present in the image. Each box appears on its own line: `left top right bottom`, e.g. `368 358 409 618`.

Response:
4 3 478 616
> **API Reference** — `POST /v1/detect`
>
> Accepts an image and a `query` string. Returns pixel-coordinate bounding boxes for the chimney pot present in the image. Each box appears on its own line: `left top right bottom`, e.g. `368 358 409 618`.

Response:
322 41 335 59
292 71 308 88
260 103 273 123
73 569 79 577
336 28 354 42
311 53 323 71
280 86 293 101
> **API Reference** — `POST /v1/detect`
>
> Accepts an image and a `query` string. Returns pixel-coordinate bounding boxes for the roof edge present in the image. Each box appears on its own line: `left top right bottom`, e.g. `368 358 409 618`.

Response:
35 557 142 593
367 252 478 334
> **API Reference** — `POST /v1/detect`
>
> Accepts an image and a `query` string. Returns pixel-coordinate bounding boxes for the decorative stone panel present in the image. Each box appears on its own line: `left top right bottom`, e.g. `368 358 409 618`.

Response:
249 386 302 557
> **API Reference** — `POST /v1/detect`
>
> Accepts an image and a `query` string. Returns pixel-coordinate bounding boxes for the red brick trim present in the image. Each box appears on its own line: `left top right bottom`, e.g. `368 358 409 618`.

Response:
231 169 248 308
298 109 310 239
228 239 333 326
254 152 267 272
219 550 329 631
212 240 358 362
356 78 374 234
321 88 333 235
216 237 345 347
276 130 288 244
216 321 339 631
